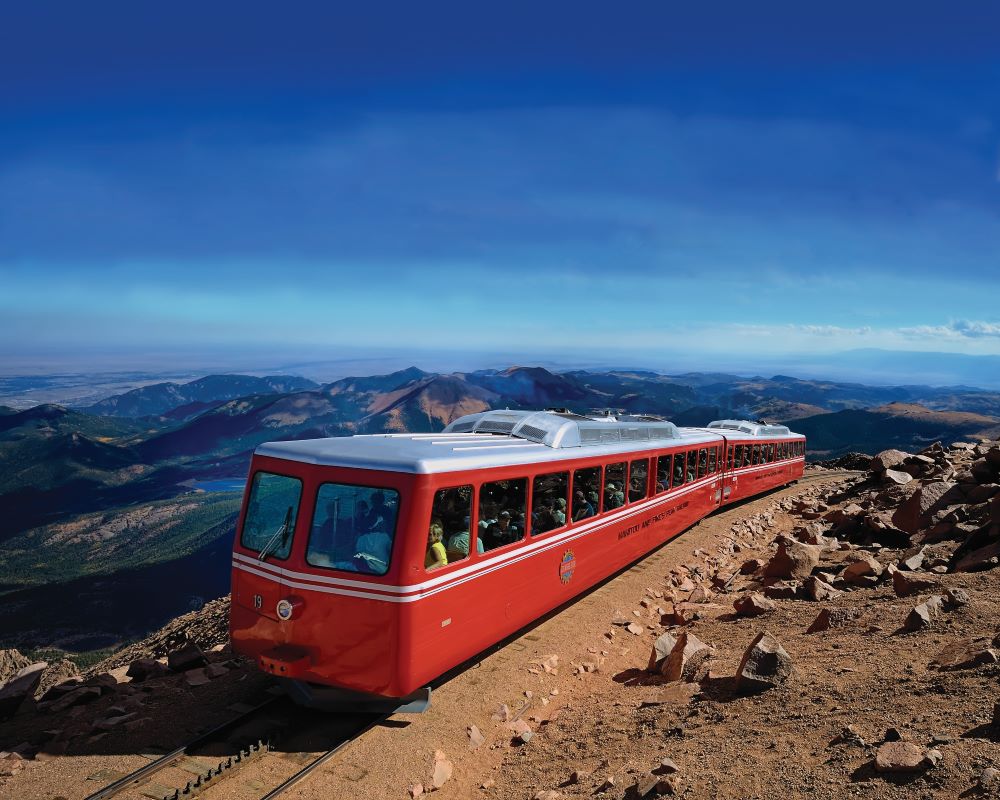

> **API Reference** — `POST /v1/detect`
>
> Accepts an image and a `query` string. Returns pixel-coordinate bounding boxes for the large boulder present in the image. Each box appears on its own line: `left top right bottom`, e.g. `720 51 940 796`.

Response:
735 632 792 692
764 538 821 580
0 662 47 719
892 482 955 535
871 450 911 473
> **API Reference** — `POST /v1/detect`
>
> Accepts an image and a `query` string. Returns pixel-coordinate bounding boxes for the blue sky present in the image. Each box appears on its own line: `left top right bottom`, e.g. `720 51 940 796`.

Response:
2 2 1000 373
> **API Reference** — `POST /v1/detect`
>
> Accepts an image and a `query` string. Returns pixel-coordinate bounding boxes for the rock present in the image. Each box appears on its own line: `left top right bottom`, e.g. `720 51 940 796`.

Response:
806 607 860 633
662 633 713 682
904 601 938 632
597 776 617 792
874 741 928 773
658 757 679 774
883 469 913 486
205 663 229 679
43 684 102 713
409 783 424 798
467 724 485 749
184 668 210 687
763 581 801 600
764 538 821 580
688 586 712 603
929 639 998 670
540 654 559 674
647 633 678 672
431 750 453 788
892 570 940 597
492 704 511 722
945 587 971 607
0 650 33 684
733 593 776 617
93 711 139 730
626 622 645 636
740 558 764 575
0 662 47 718
656 776 681 795
125 658 168 682
533 791 561 800
803 576 842 602
167 641 207 673
893 482 955 535
980 768 999 788
842 554 883 585
36 660 81 699
871 449 911 473
898 546 927 571
735 632 792 692
568 769 590 784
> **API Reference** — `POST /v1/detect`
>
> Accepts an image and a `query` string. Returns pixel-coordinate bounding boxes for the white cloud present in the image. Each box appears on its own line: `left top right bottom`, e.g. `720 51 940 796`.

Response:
899 320 1000 339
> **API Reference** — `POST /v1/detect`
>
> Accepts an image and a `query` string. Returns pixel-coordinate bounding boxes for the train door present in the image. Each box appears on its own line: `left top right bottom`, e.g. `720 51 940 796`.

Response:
721 439 738 503
711 443 724 507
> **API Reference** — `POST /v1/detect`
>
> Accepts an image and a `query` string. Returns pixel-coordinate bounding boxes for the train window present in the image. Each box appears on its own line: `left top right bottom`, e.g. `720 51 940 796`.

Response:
771 444 777 462
433 485 476 567
604 462 626 509
708 448 717 474
629 459 648 503
751 445 760 465
783 443 790 459
241 472 302 561
656 454 672 493
673 452 686 486
726 446 734 470
697 448 708 478
307 483 400 575
686 449 698 482
479 478 527 551
573 466 601 520
532 471 569 535
732 445 742 468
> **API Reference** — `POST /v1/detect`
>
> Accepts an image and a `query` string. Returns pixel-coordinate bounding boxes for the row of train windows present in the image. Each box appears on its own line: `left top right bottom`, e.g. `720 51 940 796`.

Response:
239 440 805 578
428 445 725 571
726 439 804 469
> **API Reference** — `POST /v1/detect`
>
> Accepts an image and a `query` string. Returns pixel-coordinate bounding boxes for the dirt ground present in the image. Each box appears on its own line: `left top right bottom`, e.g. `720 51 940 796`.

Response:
6 470 999 800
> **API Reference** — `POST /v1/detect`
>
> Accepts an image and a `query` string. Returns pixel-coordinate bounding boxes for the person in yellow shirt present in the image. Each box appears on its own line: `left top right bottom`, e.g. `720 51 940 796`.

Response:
425 521 448 570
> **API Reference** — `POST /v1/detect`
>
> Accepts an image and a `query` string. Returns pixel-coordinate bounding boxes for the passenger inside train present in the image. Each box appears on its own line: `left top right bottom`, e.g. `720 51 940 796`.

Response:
305 482 399 574
425 521 447 570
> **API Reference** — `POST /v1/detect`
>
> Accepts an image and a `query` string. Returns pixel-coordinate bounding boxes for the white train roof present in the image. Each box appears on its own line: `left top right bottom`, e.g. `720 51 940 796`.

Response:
255 411 709 475
706 419 799 437
253 410 802 475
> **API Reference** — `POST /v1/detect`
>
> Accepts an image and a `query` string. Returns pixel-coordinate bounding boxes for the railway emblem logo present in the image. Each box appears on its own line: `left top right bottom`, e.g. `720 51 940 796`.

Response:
559 550 576 584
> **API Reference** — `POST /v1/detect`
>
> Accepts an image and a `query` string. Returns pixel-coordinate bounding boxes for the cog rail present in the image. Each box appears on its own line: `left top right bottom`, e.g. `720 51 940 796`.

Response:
83 694 385 800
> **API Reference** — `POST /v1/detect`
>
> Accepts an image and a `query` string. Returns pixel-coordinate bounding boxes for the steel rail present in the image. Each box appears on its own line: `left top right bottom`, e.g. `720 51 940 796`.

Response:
258 713 388 800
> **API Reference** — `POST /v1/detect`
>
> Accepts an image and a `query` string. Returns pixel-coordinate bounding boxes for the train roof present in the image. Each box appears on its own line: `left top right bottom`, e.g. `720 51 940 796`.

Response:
254 410 801 475
704 419 801 437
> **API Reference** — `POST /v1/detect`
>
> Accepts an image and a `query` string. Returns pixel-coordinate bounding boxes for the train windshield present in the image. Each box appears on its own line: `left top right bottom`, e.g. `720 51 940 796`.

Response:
307 483 400 575
241 471 302 561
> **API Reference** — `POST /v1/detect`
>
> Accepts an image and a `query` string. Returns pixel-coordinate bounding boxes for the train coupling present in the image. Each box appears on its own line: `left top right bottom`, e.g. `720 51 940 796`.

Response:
258 644 311 678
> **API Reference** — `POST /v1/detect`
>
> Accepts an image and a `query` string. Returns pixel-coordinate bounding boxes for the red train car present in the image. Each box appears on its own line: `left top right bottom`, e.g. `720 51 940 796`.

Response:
229 410 805 710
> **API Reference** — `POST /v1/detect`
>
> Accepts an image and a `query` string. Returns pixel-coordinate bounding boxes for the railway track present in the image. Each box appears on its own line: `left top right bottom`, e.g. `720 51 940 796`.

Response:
83 695 385 800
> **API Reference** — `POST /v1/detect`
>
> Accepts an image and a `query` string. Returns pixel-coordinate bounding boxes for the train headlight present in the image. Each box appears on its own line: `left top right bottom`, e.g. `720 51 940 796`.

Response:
276 595 304 621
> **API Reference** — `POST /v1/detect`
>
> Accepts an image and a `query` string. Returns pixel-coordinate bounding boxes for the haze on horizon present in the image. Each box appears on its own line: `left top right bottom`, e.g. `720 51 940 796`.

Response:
2 1 1000 377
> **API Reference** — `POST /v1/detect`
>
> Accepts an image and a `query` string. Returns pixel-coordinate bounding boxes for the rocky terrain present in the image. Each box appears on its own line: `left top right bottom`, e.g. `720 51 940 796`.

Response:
1 438 999 799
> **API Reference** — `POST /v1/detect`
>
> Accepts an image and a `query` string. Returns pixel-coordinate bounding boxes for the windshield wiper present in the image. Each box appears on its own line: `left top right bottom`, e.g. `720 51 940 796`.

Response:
258 507 293 562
